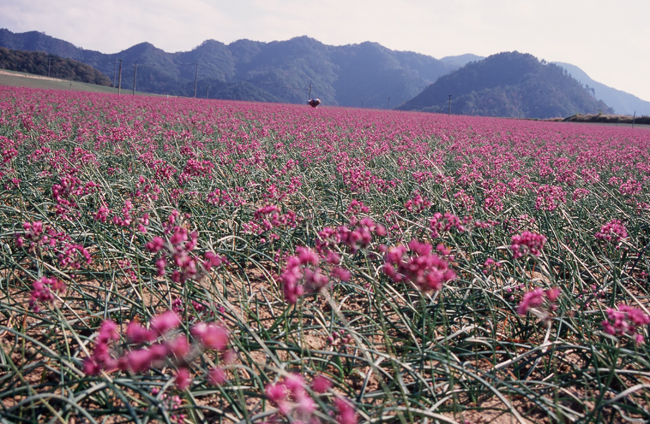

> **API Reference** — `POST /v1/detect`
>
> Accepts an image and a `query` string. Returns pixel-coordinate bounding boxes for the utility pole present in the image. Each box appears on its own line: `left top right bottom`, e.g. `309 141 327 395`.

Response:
387 97 390 110
361 101 364 108
132 60 138 95
633 111 636 128
113 58 117 88
193 63 198 98
117 59 123 95
448 95 452 115
308 83 312 100
47 57 51 77
206 85 210 99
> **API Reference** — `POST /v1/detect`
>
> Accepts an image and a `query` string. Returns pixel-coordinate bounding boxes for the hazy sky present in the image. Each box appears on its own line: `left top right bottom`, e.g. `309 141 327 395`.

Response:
2 0 649 102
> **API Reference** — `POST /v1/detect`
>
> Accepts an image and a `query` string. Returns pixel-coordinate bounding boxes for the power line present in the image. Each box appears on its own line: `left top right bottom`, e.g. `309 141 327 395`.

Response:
193 63 198 98
109 60 307 93
117 59 122 95
105 60 310 98
132 60 138 95
113 58 117 88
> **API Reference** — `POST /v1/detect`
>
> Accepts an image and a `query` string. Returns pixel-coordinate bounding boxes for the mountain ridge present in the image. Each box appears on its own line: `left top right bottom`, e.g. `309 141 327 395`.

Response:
397 52 613 119
0 29 460 107
2 29 645 118
553 62 650 115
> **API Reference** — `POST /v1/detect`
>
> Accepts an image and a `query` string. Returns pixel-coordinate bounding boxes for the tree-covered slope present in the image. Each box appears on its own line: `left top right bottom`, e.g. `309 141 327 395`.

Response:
0 47 111 86
398 52 613 119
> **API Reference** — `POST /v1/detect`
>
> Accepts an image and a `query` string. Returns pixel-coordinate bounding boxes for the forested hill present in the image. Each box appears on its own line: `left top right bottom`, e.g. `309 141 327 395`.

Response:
0 29 459 107
0 47 111 86
397 52 613 119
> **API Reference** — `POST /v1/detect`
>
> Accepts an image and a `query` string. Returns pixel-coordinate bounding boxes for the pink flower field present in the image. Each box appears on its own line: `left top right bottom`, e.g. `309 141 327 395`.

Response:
1 86 649 423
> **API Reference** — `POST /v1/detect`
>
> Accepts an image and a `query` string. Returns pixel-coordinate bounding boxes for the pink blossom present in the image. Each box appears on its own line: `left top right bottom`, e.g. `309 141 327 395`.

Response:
208 367 227 385
517 288 544 315
265 382 287 404
511 231 547 258
280 246 333 304
595 219 628 244
146 236 165 253
602 305 649 343
382 240 455 292
191 322 229 350
295 394 316 415
28 276 66 312
334 397 358 424
311 375 332 393
167 336 190 358
124 348 153 373
517 287 560 316
150 311 181 335
126 321 155 344
174 368 191 390
545 287 561 302
222 349 237 365
535 185 566 211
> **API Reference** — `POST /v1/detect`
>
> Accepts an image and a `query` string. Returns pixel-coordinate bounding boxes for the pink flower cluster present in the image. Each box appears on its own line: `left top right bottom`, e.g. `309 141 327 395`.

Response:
327 329 353 347
347 199 370 217
511 231 547 258
602 305 650 344
535 185 566 211
334 397 358 424
58 243 92 269
483 257 502 273
619 179 642 196
94 205 110 223
29 276 66 312
338 217 386 253
111 200 134 227
595 219 628 244
517 287 560 315
51 173 98 219
280 246 350 304
572 188 590 201
382 240 456 292
84 311 231 390
16 221 43 246
179 158 215 185
317 217 386 254
146 212 226 283
15 221 70 252
265 373 356 424
242 204 297 241
429 212 465 239
404 193 431 213
454 189 476 211
83 320 120 375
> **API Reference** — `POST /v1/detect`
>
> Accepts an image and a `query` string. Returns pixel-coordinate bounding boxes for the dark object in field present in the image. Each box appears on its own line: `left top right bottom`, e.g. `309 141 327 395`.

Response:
308 99 321 108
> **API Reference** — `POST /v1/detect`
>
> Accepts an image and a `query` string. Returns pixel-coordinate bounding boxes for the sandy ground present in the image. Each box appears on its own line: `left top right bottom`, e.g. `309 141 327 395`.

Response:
0 69 67 81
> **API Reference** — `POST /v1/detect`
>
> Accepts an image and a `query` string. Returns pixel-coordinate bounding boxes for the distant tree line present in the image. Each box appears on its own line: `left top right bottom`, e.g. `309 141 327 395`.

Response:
0 47 111 86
